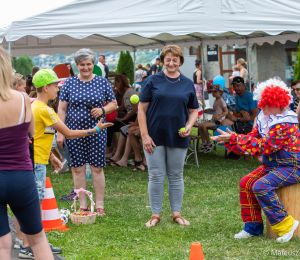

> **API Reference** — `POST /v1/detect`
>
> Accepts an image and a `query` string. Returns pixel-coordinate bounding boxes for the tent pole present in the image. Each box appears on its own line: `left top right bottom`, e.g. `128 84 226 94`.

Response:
7 41 11 56
246 40 251 91
200 41 206 121
133 47 136 85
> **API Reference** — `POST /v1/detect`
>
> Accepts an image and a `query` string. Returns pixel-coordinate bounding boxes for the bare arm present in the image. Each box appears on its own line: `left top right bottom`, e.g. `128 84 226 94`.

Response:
117 97 125 111
138 102 156 154
215 106 228 121
178 108 198 138
52 118 113 139
120 103 138 121
103 100 117 115
240 108 258 123
90 100 118 119
186 108 198 128
240 69 245 78
24 94 35 137
138 102 150 138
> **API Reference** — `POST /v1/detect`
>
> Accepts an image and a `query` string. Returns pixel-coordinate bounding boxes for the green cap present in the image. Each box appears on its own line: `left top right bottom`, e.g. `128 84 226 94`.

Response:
32 69 61 88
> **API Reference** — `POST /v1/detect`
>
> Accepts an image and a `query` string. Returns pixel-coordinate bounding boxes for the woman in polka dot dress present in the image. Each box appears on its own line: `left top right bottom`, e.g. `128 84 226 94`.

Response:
212 78 300 243
57 49 117 216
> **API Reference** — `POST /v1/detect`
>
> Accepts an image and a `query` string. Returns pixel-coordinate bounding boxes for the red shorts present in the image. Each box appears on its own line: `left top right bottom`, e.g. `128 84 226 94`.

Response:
198 111 203 116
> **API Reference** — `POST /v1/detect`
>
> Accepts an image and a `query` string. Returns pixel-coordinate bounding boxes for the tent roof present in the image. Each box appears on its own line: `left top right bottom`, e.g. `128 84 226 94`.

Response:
1 0 300 55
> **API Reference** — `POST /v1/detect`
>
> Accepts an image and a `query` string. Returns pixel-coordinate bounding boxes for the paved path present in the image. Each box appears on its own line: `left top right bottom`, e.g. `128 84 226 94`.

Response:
8 215 64 260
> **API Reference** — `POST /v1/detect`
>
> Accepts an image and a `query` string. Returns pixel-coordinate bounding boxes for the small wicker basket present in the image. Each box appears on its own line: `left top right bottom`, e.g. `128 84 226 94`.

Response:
70 188 97 225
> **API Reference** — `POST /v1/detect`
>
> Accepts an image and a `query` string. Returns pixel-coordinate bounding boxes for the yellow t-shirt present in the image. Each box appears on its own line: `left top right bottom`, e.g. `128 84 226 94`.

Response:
32 100 60 164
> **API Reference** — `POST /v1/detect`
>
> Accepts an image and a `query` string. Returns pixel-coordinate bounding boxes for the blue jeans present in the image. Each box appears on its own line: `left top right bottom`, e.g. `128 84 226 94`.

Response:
34 163 46 200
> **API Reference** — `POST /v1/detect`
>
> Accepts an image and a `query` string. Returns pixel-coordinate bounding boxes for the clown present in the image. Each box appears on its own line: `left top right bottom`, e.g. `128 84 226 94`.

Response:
211 78 300 243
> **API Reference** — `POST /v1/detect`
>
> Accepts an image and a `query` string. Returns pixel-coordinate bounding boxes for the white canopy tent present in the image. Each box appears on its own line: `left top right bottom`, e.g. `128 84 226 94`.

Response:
1 0 299 116
1 0 300 56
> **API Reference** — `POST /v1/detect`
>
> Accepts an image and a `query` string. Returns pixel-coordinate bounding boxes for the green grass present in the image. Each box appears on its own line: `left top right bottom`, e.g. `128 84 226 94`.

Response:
44 128 300 259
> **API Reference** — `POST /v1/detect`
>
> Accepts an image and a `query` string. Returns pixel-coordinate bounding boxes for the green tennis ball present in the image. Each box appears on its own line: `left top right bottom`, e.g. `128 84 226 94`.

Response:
179 127 186 133
130 94 139 104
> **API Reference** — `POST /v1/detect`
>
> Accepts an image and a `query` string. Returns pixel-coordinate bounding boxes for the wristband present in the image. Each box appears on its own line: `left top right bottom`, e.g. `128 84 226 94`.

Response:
101 107 106 116
50 151 53 155
94 126 100 133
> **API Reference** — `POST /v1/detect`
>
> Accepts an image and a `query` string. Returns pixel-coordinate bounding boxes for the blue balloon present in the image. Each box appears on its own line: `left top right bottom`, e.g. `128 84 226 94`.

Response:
213 126 233 146
213 75 225 88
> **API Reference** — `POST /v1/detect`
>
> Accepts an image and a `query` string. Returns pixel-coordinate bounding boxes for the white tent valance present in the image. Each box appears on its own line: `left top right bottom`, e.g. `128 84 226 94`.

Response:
1 0 300 56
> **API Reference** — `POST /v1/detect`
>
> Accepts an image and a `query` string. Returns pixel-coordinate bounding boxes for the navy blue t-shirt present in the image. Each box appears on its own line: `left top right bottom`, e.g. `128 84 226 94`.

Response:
140 71 199 148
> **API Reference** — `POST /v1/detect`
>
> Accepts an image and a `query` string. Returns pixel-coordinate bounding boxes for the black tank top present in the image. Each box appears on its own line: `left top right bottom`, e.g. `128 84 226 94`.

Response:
193 71 198 84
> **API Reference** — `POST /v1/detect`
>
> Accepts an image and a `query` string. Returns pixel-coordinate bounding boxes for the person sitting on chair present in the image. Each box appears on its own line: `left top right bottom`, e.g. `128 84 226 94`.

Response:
222 76 258 160
198 82 228 153
211 78 300 243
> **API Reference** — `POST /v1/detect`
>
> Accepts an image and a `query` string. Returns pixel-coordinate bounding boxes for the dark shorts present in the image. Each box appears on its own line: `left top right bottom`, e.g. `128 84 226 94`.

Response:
0 170 43 237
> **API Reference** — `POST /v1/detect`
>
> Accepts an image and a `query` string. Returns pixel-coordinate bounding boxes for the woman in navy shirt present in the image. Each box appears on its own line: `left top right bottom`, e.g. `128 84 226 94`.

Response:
139 45 198 227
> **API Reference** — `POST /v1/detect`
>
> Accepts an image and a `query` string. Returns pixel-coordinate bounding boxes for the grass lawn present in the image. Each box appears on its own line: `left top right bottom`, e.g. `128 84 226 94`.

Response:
44 128 300 259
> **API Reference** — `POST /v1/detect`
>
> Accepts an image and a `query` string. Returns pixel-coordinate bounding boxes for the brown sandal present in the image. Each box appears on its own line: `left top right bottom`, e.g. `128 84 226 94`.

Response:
146 216 161 227
172 215 188 225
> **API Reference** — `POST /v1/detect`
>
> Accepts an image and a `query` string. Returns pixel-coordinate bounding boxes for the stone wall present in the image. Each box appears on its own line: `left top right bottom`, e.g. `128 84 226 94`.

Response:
255 42 286 83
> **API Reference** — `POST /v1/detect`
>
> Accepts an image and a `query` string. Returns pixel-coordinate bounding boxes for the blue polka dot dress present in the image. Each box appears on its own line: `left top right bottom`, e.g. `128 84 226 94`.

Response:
59 75 116 168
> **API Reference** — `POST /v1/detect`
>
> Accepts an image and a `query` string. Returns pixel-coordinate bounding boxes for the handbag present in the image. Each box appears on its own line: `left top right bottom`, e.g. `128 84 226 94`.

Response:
235 121 253 134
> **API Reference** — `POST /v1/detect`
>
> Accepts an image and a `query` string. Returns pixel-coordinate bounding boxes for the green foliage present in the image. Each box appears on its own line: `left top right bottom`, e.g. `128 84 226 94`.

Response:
294 42 300 81
116 51 124 75
12 55 34 76
116 51 134 84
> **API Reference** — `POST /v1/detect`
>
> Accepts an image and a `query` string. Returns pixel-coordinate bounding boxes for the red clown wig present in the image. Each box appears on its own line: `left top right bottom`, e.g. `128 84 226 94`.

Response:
254 79 292 109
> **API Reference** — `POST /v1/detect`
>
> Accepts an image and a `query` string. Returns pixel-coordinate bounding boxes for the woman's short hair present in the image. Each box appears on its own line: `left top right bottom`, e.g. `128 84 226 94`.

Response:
74 48 96 65
0 46 13 100
115 74 130 94
195 59 201 67
160 45 184 65
237 58 247 67
137 64 143 69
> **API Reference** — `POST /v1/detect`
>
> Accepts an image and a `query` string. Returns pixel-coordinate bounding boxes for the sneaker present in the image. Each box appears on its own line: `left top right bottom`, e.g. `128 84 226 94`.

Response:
234 230 254 239
276 220 299 243
19 246 34 259
204 143 215 153
199 144 208 153
61 190 78 201
225 151 241 160
49 243 62 254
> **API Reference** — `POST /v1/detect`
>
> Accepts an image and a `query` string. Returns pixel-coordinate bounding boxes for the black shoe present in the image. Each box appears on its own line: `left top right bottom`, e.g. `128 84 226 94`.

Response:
224 151 241 160
49 243 62 254
19 246 34 259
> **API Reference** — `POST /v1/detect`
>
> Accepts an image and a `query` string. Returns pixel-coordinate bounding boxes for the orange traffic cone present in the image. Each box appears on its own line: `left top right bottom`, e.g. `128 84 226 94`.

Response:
42 177 70 231
189 242 204 260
